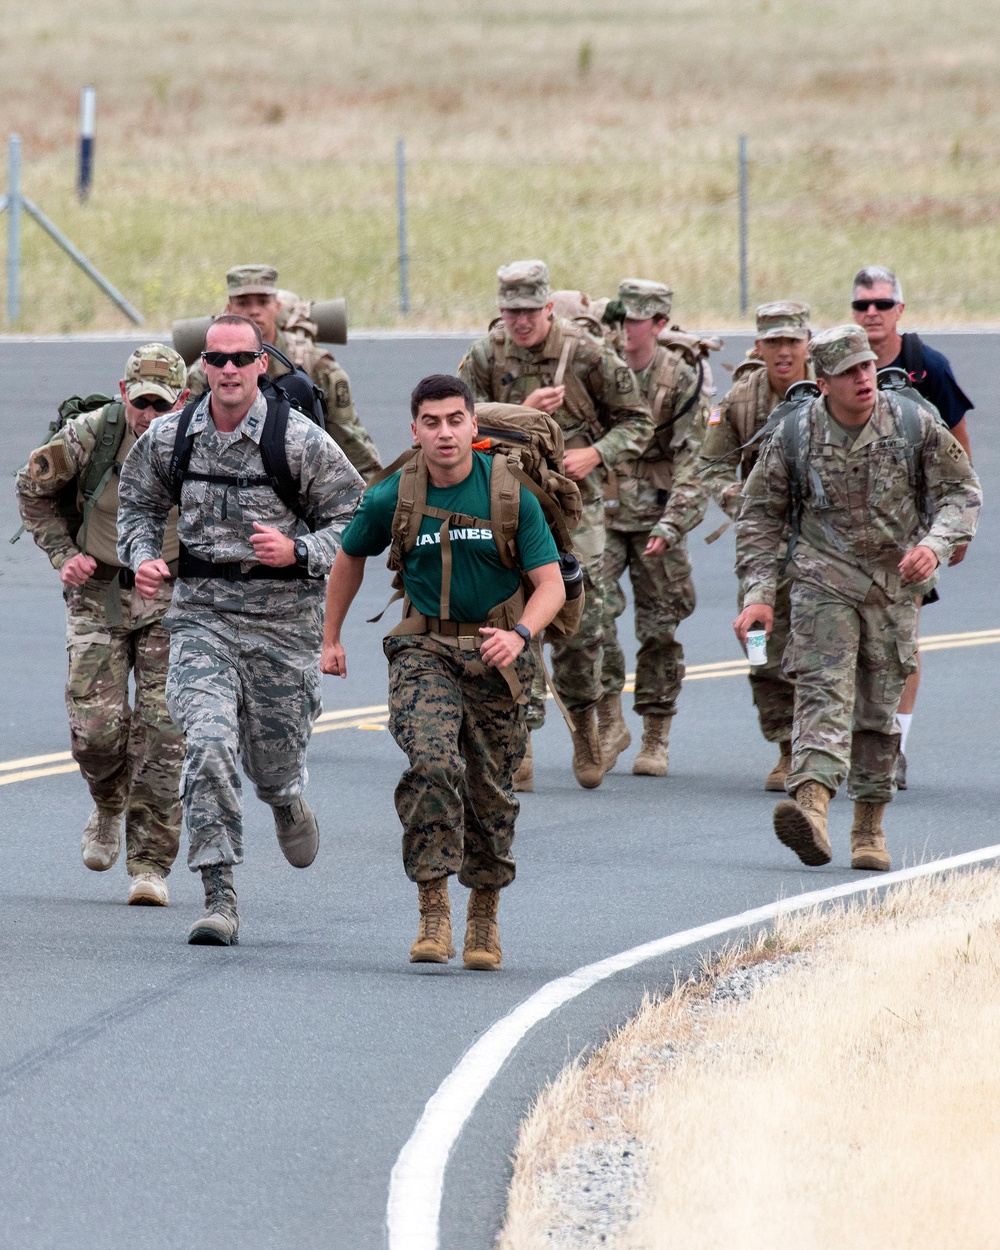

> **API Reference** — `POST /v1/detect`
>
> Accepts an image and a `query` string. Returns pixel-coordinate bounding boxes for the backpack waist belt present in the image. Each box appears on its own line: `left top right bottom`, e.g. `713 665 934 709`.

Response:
177 545 309 582
90 560 137 590
390 609 526 703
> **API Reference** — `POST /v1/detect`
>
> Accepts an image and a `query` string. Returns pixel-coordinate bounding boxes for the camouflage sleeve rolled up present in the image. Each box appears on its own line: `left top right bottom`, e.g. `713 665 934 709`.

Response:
733 437 791 608
698 395 744 520
917 417 981 564
14 409 108 569
457 338 494 403
585 344 654 469
651 394 711 544
310 352 383 482
283 415 366 573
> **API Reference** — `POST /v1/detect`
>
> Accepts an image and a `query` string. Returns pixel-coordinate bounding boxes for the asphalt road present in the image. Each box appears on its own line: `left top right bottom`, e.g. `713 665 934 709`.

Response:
0 332 996 1249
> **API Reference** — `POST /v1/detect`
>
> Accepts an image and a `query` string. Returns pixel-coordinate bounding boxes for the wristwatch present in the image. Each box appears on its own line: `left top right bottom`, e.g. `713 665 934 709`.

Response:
293 538 310 569
513 623 532 646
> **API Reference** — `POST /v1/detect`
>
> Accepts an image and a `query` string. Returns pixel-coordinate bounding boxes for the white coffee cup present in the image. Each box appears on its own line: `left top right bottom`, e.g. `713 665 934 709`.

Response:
746 629 768 667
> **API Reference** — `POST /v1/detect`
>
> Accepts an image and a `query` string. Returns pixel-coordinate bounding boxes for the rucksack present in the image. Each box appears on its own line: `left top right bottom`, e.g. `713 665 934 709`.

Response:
10 394 126 547
262 342 328 428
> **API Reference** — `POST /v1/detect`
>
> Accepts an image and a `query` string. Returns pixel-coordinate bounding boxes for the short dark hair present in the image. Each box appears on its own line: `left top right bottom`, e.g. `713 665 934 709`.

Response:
410 374 474 420
207 313 263 349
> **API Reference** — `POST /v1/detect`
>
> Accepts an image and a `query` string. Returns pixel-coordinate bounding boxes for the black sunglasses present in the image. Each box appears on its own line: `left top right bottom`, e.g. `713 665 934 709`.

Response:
131 394 176 412
201 349 265 368
851 299 897 312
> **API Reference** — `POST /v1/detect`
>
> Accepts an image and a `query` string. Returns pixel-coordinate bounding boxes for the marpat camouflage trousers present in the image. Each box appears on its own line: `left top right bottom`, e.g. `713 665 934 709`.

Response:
783 581 917 803
738 578 795 744
385 634 534 889
165 604 323 870
65 581 183 876
601 528 696 718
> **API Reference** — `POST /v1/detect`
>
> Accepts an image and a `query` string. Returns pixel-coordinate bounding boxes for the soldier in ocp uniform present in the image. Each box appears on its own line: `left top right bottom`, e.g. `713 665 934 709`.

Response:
15 345 189 906
699 301 814 791
459 260 653 791
186 265 382 481
734 325 980 873
597 280 709 777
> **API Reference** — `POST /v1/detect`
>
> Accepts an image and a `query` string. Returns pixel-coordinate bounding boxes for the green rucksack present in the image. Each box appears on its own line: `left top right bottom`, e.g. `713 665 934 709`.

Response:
11 394 127 546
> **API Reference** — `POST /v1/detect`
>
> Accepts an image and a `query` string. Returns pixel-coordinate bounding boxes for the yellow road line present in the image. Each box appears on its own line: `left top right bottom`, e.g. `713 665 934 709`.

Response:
0 750 74 772
0 762 81 787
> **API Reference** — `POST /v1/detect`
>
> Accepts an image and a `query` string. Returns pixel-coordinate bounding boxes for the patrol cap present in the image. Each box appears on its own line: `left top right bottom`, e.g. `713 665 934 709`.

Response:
226 264 279 298
124 343 187 403
811 324 878 376
497 260 551 310
618 279 673 320
755 300 811 341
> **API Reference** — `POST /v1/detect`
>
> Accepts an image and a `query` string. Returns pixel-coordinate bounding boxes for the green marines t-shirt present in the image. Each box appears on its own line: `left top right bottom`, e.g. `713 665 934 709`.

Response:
341 451 558 621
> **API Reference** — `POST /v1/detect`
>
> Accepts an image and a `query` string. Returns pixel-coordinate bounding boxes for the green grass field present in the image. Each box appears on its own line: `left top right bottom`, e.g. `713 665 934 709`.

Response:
3 0 1000 332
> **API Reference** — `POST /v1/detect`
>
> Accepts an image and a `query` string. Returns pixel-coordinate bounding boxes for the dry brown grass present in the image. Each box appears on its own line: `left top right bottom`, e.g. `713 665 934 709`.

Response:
499 866 1000 1250
3 1 1000 330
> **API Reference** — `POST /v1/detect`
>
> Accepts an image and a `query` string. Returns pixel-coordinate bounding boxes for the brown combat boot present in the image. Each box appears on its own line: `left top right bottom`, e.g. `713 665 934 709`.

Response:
764 742 793 793
409 877 455 963
772 780 833 866
273 798 319 868
81 804 123 872
188 866 239 946
633 715 671 776
851 802 891 871
464 888 502 971
128 871 169 907
569 707 605 789
596 692 631 771
512 734 534 793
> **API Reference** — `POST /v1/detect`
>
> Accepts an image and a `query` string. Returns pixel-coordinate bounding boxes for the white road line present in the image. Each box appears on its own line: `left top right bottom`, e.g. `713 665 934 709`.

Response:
385 843 1000 1250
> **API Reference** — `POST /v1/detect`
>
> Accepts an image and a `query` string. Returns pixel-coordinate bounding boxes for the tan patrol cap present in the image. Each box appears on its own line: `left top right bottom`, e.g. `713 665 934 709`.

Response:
226 264 279 298
124 343 187 403
755 300 811 341
811 324 878 376
497 259 551 310
618 279 673 320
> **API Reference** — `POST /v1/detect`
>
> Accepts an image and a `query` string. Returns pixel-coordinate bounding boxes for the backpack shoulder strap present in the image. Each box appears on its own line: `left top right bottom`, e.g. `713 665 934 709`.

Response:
168 398 202 504
900 332 925 384
76 401 128 553
388 452 429 570
258 392 314 526
488 452 521 569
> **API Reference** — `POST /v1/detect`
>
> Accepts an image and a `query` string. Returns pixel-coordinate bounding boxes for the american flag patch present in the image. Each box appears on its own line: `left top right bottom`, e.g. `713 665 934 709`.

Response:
707 408 722 425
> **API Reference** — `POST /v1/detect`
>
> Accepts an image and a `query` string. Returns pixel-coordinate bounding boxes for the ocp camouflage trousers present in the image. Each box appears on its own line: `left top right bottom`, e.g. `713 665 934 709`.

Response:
783 581 918 803
385 634 533 889
165 605 323 870
65 581 183 876
738 578 795 744
601 528 696 718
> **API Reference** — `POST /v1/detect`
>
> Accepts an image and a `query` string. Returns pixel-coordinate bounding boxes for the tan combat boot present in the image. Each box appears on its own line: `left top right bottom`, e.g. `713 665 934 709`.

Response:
464 888 502 971
410 877 455 963
764 742 793 793
273 798 319 868
81 805 123 872
568 707 605 789
633 716 671 776
596 692 631 772
772 780 833 866
188 866 239 946
512 734 534 793
851 802 891 872
128 871 169 907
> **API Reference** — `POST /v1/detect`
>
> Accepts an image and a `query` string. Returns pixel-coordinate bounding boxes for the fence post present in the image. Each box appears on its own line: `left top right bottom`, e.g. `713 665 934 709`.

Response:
738 134 748 317
7 133 21 323
396 138 410 315
78 87 96 202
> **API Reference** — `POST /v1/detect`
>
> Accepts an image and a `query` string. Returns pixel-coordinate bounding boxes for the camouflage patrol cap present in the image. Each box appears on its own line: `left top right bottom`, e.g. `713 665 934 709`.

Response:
226 264 279 298
811 324 877 376
124 343 187 402
497 260 551 310
618 279 673 320
755 300 811 341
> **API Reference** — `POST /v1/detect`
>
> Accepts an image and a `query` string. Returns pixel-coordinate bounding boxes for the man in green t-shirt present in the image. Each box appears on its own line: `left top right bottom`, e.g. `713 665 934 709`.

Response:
322 375 565 971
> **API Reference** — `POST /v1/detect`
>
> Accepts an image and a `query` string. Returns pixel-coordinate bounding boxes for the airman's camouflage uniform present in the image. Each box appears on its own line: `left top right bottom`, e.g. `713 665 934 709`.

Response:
735 326 981 803
117 390 364 870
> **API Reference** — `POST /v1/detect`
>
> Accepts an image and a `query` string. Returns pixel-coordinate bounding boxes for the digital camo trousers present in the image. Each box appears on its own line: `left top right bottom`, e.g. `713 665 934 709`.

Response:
600 528 696 718
65 581 183 877
385 634 534 890
783 581 918 803
165 604 323 870
738 578 795 744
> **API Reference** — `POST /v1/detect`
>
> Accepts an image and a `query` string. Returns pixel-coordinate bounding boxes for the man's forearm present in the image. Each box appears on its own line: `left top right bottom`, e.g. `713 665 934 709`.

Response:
519 566 566 637
323 549 367 646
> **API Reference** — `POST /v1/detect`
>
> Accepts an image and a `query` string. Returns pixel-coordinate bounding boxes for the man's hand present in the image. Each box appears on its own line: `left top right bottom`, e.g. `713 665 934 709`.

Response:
899 544 939 584
135 558 171 600
320 641 347 677
949 542 969 568
479 626 526 670
564 446 603 481
59 553 97 587
250 523 296 567
523 385 565 415
734 603 774 645
643 534 672 558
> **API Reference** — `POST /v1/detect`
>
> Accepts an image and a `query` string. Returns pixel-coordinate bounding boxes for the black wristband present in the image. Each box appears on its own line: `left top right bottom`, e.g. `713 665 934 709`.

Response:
513 623 532 645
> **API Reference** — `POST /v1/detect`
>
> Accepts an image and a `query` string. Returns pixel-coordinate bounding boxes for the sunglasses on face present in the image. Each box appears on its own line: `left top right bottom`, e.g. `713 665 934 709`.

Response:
851 299 897 312
201 349 265 368
130 394 176 412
